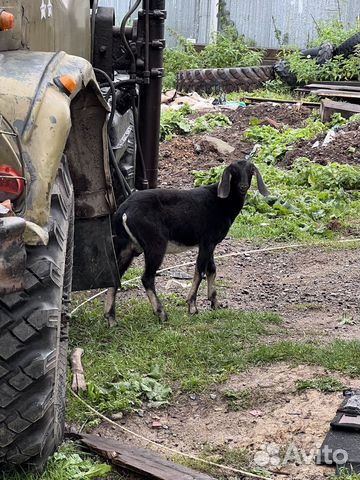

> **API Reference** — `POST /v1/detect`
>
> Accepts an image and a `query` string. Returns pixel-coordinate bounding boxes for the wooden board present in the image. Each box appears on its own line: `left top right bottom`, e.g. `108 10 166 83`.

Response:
76 433 217 480
320 98 360 122
308 89 360 100
309 81 360 87
305 84 360 92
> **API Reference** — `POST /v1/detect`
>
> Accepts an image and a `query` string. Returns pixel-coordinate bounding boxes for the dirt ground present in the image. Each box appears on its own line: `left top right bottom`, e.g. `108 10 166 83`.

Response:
158 102 360 188
97 365 358 480
93 102 359 480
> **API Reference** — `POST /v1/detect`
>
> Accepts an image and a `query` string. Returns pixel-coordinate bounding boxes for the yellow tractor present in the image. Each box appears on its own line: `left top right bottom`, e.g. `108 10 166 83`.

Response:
0 0 165 469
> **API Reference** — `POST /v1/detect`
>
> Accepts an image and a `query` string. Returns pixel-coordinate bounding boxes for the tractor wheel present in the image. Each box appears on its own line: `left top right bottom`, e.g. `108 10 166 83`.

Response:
0 158 74 471
176 65 275 94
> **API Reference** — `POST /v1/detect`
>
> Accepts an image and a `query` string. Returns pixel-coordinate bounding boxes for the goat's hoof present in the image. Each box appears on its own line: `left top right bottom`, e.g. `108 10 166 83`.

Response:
106 315 117 328
158 310 168 323
188 303 198 315
210 299 220 310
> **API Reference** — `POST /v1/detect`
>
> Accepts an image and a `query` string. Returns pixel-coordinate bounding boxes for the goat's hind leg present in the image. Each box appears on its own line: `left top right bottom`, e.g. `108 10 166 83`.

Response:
142 245 167 322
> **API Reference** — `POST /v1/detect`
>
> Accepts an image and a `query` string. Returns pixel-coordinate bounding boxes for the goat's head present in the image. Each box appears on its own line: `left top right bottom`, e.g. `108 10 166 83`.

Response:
217 160 269 199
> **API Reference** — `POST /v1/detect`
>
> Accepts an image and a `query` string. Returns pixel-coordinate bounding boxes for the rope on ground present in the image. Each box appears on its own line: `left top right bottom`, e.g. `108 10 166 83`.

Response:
70 238 359 316
69 388 272 479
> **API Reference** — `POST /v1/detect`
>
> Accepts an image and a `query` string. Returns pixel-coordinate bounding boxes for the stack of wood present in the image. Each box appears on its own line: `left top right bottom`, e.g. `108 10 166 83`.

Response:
296 81 360 122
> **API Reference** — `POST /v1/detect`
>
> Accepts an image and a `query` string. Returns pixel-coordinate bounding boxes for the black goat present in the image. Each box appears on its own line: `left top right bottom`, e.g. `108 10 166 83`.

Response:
105 160 269 325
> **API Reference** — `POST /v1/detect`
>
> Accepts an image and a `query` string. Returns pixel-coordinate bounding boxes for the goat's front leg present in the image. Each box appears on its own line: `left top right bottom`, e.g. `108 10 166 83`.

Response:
104 240 136 327
142 246 167 322
104 287 118 327
207 254 219 310
187 245 214 314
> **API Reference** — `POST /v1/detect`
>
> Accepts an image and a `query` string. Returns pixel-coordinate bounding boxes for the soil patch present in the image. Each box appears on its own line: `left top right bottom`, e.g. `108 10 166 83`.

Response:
282 121 360 167
95 364 357 480
158 102 314 189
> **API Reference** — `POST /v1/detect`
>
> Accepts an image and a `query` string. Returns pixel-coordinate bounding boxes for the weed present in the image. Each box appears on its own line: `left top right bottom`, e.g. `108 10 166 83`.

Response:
247 340 360 376
280 20 360 84
287 303 322 311
223 389 253 411
160 105 231 141
329 468 360 480
85 368 172 414
296 376 344 392
0 443 117 480
242 118 328 164
198 27 263 69
192 158 360 242
68 296 359 423
192 112 232 134
173 444 260 479
68 297 281 421
338 313 356 326
227 80 295 102
308 19 360 48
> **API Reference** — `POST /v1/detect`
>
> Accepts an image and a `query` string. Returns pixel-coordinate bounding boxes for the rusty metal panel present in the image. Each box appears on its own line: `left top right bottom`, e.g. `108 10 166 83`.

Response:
0 217 26 294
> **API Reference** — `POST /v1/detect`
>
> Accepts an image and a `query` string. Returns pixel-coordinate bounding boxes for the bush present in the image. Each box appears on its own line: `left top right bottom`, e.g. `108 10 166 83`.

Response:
280 19 360 84
198 27 263 69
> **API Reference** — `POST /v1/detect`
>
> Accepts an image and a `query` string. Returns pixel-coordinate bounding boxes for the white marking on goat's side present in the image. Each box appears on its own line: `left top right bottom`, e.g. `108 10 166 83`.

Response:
166 241 197 255
122 213 143 253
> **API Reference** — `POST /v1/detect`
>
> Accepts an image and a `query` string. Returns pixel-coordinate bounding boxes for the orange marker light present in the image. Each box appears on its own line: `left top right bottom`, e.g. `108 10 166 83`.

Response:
0 10 15 31
54 75 77 96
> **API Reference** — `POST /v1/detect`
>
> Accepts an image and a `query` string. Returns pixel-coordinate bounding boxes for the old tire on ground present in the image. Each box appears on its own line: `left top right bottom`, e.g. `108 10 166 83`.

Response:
334 31 360 57
274 59 298 87
176 65 275 94
0 158 74 470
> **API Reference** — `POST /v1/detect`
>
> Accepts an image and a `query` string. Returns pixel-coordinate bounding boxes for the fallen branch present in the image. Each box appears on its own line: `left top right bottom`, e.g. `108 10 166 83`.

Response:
71 348 87 393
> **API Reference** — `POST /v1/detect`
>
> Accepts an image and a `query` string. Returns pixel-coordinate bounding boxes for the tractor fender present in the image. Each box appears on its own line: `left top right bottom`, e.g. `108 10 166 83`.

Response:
0 50 114 245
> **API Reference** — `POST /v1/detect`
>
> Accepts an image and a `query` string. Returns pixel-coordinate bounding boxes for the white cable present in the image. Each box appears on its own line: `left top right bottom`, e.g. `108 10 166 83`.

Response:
70 388 272 480
70 238 359 316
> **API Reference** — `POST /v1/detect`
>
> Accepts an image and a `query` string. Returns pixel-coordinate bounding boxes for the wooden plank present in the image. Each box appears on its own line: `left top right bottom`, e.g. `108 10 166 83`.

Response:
320 98 360 122
76 433 217 480
243 96 320 108
309 81 360 87
306 84 360 92
309 89 360 99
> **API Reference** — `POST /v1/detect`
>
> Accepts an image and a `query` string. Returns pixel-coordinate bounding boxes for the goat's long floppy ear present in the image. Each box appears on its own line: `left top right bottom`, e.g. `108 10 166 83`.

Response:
253 166 269 196
218 167 232 198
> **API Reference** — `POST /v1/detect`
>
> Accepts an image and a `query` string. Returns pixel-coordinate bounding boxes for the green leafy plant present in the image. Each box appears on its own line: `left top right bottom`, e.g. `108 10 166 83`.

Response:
223 389 253 411
3 443 114 480
192 112 232 133
280 20 360 84
160 106 232 141
163 32 200 90
192 158 360 241
243 118 327 164
160 104 192 141
85 367 172 414
308 19 360 48
296 376 344 392
198 26 263 69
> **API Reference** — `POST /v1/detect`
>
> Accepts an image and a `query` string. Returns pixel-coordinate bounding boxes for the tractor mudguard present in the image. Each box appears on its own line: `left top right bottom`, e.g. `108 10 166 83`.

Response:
0 50 115 245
